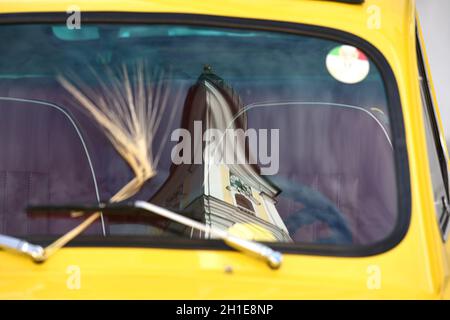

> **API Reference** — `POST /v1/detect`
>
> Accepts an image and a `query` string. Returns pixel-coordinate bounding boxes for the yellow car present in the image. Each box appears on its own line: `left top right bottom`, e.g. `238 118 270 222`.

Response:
0 0 449 299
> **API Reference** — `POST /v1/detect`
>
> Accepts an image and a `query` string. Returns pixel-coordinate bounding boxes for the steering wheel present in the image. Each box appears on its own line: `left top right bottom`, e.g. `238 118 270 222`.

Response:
269 176 353 244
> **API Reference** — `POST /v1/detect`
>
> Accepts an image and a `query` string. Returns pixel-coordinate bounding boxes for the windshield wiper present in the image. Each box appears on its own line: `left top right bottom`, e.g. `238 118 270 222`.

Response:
0 234 45 262
26 200 283 269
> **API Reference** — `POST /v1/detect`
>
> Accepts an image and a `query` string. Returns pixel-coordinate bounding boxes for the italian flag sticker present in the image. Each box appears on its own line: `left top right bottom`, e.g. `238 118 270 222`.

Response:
326 45 370 84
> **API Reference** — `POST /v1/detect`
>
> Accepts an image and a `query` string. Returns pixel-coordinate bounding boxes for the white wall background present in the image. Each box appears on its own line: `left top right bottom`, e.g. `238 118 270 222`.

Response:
416 0 450 145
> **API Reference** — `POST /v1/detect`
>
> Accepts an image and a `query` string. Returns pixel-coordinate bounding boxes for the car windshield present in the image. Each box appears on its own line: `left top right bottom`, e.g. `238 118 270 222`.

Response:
0 23 398 247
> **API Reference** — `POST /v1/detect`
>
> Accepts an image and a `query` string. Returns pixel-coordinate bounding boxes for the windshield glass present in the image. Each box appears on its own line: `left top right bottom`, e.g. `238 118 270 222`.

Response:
0 23 398 247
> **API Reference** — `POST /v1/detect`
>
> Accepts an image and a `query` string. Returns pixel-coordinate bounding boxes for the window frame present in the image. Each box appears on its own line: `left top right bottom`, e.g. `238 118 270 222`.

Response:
0 12 411 257
416 29 450 241
233 193 256 215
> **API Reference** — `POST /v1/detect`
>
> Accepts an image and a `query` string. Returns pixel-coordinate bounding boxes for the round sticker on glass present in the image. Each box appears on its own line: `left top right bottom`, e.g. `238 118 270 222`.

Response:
326 45 370 84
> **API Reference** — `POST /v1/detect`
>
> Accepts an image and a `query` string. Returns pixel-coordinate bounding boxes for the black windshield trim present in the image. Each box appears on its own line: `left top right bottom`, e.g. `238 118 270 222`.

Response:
0 12 411 257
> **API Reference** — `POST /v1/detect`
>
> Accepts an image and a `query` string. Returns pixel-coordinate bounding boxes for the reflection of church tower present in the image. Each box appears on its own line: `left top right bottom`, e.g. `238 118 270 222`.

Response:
151 67 291 242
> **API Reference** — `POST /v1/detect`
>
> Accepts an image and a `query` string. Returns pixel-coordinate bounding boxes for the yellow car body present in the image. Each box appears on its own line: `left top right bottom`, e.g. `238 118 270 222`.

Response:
1 0 449 299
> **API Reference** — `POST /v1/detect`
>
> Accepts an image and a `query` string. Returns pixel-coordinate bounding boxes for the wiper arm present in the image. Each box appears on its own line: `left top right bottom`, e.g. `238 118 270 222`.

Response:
28 200 283 269
0 234 45 262
135 201 283 269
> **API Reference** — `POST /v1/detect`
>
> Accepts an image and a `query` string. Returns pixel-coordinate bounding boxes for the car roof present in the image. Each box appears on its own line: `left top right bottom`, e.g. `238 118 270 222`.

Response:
0 0 413 19
0 0 416 67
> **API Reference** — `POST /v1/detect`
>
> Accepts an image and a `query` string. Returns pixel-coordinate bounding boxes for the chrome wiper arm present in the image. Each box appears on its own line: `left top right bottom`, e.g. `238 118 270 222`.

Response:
133 200 283 269
28 200 283 269
0 234 45 262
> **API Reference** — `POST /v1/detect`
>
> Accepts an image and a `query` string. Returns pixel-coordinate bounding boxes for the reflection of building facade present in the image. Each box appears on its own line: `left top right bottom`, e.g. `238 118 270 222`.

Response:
152 68 291 242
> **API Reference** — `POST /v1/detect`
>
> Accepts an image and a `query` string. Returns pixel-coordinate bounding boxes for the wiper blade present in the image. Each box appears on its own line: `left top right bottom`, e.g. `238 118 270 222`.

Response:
0 234 45 262
28 200 283 269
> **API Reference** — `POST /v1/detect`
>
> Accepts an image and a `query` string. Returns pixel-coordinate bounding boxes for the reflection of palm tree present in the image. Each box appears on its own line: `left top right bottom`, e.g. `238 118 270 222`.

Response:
41 62 183 259
269 176 353 244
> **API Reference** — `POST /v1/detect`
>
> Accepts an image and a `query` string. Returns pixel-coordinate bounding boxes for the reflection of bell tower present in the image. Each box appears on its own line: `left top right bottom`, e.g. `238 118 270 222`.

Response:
151 67 291 242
